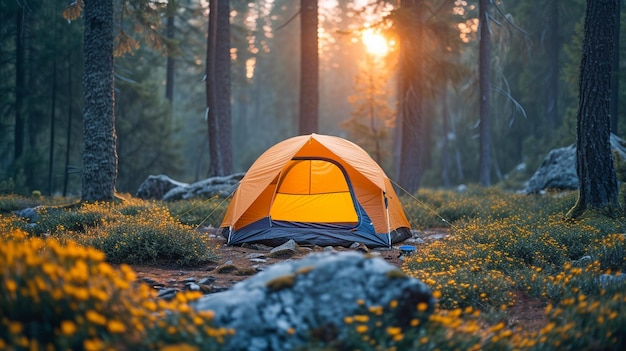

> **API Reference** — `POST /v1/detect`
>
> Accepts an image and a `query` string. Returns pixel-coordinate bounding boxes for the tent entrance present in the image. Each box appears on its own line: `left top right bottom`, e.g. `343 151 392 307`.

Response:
270 158 358 226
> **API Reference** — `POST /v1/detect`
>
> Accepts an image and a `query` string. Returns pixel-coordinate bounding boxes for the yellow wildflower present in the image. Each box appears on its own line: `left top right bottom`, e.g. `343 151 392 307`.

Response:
84 338 105 351
386 326 402 336
354 315 369 323
86 310 107 326
107 320 126 334
61 321 77 336
5 279 17 293
355 325 368 333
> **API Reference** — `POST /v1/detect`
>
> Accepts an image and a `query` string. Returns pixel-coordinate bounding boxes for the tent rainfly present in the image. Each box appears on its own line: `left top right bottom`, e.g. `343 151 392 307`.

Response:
220 134 412 248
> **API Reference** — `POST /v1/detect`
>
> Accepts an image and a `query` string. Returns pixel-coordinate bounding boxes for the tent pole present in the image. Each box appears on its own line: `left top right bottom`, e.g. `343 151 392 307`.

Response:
384 193 391 248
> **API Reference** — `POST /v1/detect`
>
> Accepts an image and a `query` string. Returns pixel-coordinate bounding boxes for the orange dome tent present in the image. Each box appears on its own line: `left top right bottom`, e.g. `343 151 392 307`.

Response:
220 134 411 248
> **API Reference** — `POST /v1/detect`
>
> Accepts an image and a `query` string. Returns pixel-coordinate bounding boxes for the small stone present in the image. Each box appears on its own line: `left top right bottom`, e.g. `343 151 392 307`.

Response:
198 276 217 285
141 277 158 285
185 282 201 291
246 253 267 259
215 264 239 274
269 239 298 258
157 288 178 300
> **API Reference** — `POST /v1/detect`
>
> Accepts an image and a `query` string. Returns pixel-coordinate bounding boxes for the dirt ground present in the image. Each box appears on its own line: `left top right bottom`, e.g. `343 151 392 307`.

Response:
130 229 547 333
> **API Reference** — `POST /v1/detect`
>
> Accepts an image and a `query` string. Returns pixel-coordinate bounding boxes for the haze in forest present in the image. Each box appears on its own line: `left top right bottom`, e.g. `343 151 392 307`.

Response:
1 0 625 197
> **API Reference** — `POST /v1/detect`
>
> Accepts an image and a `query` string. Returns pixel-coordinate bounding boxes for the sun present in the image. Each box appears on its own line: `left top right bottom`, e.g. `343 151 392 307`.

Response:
361 28 390 57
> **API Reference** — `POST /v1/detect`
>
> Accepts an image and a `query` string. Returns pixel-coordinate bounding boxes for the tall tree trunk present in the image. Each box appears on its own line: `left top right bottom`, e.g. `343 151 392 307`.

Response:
165 0 175 102
397 0 424 194
610 0 620 132
14 5 25 165
478 0 491 186
81 0 117 201
48 45 57 196
546 0 560 129
216 0 232 175
63 54 73 197
298 0 319 135
567 0 620 218
206 0 220 177
441 86 450 188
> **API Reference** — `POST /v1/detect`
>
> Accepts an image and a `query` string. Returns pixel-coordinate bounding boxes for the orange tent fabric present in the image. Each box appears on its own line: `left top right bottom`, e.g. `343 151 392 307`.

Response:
220 134 411 247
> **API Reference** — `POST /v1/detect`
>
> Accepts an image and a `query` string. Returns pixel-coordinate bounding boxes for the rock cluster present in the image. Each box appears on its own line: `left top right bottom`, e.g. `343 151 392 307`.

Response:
191 251 434 351
136 173 244 201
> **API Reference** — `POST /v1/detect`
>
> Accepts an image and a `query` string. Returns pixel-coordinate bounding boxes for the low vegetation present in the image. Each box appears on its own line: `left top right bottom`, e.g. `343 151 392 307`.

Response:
1 188 624 350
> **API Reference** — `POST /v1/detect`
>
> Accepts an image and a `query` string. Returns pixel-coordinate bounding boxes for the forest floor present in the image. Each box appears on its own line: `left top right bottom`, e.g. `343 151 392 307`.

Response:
130 229 547 334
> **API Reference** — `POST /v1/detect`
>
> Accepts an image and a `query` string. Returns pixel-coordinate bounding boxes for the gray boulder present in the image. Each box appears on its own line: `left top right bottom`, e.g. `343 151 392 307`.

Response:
525 134 626 194
136 175 189 200
192 251 434 351
162 173 244 201
525 145 578 193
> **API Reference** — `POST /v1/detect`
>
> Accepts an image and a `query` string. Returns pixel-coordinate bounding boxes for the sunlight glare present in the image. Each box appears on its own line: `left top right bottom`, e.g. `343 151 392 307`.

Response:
362 29 389 57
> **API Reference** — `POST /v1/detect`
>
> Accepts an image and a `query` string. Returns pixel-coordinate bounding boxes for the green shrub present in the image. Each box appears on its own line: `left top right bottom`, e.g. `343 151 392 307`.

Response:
10 199 220 267
78 206 218 266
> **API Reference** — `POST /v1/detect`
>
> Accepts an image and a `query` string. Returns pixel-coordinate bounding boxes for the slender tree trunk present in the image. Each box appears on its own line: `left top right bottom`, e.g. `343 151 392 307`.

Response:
14 5 25 165
441 86 450 188
206 0 220 177
81 0 117 201
568 0 620 218
299 0 319 135
366 56 381 163
48 46 57 196
63 54 73 197
610 0 620 132
166 0 175 102
397 0 424 194
478 0 491 186
546 0 560 129
216 0 232 175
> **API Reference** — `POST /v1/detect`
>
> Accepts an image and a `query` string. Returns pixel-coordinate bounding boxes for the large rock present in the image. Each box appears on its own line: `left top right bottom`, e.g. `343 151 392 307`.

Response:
136 173 244 201
524 134 626 194
525 145 578 193
162 173 244 201
136 175 189 200
192 251 434 351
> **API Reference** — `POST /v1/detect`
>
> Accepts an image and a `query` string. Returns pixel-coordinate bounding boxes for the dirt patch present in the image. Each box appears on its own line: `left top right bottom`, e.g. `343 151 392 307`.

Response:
130 234 403 292
130 230 547 333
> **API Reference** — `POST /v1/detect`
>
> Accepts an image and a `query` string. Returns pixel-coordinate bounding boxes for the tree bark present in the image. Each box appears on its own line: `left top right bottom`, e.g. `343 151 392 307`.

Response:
48 44 57 196
206 0 220 177
81 0 117 201
63 54 73 197
610 0 620 132
478 0 491 186
216 0 232 175
567 0 621 218
397 0 424 194
546 0 560 129
165 0 176 102
14 5 25 165
298 0 319 135
441 86 450 188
